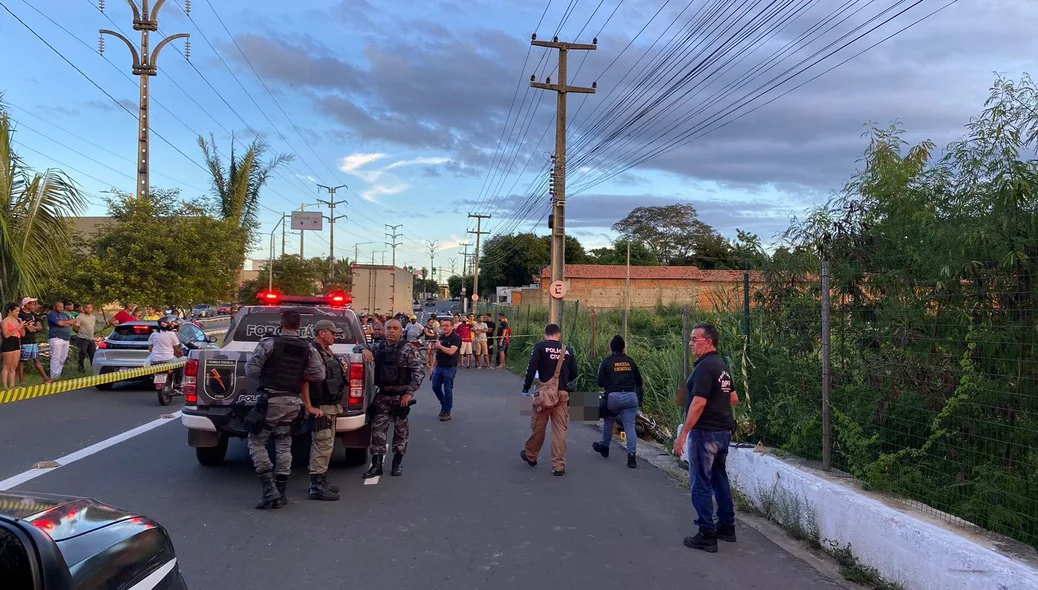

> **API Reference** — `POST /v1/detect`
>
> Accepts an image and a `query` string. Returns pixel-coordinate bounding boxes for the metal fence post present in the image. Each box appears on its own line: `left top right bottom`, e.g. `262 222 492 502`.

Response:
571 300 580 342
590 306 597 360
743 272 751 337
821 257 832 471
683 305 691 378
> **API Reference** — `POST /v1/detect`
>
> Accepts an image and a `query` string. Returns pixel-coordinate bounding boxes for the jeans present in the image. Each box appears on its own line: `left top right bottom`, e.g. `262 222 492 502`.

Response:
689 429 735 532
600 391 639 454
431 366 457 414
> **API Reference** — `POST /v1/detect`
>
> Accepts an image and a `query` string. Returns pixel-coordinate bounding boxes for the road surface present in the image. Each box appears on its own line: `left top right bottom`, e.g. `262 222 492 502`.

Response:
1 351 841 588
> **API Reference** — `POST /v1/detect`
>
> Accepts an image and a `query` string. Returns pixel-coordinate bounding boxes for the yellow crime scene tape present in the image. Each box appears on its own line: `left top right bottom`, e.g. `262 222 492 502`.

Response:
0 360 188 406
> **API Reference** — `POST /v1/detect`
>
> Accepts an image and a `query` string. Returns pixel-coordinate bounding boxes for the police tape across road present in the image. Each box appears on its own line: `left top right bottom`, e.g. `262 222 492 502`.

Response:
0 327 227 406
0 360 188 406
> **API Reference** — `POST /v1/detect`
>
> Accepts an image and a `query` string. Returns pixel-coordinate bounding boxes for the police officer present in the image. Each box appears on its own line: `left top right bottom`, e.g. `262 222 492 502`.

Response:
302 319 348 502
244 309 325 510
592 335 645 468
358 319 424 478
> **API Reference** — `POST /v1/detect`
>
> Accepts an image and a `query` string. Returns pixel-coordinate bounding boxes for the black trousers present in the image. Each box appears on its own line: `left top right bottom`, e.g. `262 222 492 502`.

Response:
77 337 96 370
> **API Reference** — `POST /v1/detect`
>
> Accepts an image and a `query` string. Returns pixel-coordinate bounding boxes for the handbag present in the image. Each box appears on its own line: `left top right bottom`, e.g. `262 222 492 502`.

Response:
534 342 569 410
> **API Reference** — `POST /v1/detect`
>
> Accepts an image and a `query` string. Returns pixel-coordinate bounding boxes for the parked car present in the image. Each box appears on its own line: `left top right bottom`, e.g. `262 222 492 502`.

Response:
216 303 233 315
0 490 188 589
92 321 221 390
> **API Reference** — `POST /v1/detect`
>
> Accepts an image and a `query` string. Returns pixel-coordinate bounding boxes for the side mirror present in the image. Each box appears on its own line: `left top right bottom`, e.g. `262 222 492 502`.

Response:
207 336 218 343
0 518 76 589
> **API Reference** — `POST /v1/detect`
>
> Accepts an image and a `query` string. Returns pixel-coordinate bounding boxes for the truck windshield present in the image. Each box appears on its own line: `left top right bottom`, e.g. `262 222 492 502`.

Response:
232 313 356 344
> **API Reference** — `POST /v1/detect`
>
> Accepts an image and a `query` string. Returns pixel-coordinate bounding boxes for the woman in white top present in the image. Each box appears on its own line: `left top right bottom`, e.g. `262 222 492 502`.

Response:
147 317 184 365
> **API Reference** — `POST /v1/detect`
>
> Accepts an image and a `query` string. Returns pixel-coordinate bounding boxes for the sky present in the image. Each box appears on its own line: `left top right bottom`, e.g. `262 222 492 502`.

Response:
1 0 1035 274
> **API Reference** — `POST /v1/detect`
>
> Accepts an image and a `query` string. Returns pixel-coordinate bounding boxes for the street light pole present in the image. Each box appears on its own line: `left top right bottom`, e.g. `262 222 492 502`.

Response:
100 0 191 201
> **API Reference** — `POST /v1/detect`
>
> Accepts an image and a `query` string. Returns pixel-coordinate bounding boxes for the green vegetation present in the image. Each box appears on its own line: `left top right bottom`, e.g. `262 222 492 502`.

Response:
501 73 1038 550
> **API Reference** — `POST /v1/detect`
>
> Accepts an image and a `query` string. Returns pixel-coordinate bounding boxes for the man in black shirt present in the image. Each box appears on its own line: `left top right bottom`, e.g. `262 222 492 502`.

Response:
431 318 462 421
521 323 577 476
17 298 50 384
673 323 740 553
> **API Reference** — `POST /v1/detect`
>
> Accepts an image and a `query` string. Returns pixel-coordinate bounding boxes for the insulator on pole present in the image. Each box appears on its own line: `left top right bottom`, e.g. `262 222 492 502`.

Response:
98 34 105 55
184 39 191 61
99 0 105 12
185 0 192 15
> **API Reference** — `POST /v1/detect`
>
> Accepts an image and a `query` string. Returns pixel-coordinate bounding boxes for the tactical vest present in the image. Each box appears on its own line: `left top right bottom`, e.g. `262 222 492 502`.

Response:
374 341 411 389
257 335 310 397
311 343 345 405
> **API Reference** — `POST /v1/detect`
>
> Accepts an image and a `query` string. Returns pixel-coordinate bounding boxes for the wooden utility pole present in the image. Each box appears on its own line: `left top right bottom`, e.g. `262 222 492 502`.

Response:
467 214 490 309
317 184 347 276
100 0 191 201
530 34 597 325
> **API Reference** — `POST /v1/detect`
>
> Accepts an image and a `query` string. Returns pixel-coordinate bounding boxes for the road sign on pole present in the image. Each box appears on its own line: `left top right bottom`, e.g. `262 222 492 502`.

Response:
472 294 480 302
550 281 568 299
291 210 323 231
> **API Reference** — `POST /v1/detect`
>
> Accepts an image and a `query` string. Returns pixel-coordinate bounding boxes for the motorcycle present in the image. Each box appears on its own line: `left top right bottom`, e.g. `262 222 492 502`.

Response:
154 367 183 406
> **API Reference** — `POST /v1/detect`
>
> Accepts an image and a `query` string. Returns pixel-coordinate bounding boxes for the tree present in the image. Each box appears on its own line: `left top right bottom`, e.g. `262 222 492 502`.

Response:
240 254 325 302
477 233 587 293
586 238 659 265
198 133 293 299
87 189 244 310
0 106 86 302
613 203 715 264
447 275 473 299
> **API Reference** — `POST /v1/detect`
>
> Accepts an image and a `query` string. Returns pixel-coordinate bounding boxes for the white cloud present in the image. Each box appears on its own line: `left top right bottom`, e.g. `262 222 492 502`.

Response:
338 152 451 202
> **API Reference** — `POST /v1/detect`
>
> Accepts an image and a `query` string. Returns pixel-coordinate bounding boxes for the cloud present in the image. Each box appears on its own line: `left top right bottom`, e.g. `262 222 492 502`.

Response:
338 152 450 202
226 1 1037 204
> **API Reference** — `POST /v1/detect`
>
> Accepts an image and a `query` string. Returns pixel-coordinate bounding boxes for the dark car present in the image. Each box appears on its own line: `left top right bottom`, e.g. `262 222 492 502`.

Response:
0 491 187 589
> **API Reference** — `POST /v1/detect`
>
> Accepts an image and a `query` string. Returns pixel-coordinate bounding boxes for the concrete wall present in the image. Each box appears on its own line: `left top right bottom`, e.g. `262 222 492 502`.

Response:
727 447 1038 590
351 265 413 316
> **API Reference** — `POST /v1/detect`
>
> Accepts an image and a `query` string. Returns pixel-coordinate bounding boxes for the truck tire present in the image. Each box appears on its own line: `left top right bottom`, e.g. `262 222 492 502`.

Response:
195 436 228 466
343 448 368 467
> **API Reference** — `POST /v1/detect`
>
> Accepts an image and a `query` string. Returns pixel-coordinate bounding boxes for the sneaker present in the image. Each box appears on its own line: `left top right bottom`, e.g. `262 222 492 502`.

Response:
440 413 451 421
683 530 718 553
520 450 537 467
552 469 565 476
627 453 637 469
717 525 737 543
592 442 610 458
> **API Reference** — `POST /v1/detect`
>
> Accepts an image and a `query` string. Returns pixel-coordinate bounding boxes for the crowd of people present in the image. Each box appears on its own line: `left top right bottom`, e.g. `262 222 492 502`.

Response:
0 298 201 389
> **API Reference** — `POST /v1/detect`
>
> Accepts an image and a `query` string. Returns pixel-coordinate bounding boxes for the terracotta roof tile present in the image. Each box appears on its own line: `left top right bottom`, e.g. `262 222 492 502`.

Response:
539 265 762 282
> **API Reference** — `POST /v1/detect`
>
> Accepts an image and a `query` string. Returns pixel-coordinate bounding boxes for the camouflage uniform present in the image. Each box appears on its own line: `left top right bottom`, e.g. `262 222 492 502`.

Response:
244 330 325 478
364 339 425 459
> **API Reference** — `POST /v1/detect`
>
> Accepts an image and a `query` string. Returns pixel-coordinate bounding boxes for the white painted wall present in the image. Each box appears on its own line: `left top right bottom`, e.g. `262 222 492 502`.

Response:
727 447 1038 590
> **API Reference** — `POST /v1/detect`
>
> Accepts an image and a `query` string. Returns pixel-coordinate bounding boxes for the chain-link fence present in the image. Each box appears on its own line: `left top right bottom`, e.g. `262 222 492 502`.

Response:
494 267 1038 550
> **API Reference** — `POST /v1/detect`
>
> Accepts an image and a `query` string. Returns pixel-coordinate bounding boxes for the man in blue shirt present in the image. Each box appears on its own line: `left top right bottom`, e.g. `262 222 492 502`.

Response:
46 301 76 379
673 323 740 553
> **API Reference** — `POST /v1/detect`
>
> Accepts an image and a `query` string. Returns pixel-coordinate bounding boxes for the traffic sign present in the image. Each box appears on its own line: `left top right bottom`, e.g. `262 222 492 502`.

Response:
472 294 479 302
550 281 567 299
291 211 323 231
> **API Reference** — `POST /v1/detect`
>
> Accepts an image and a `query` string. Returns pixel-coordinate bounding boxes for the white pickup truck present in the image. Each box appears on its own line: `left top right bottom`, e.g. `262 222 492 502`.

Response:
180 294 374 466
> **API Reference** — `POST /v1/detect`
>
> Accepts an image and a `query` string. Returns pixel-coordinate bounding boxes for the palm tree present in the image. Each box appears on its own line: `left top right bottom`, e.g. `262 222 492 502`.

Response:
0 106 85 303
197 133 294 244
198 133 293 300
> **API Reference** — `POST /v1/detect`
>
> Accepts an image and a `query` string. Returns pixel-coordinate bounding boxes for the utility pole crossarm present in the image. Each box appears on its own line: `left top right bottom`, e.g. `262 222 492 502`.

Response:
531 39 598 51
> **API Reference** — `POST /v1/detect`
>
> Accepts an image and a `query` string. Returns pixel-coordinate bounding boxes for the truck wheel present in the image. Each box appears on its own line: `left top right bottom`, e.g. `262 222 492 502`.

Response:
343 448 368 467
195 436 228 466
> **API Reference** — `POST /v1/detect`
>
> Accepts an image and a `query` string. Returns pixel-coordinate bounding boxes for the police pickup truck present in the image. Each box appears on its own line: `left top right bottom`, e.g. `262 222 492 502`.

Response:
180 291 374 466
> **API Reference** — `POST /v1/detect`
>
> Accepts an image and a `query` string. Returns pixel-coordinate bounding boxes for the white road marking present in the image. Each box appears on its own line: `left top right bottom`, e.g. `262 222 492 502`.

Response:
0 410 183 491
364 476 380 485
127 557 178 590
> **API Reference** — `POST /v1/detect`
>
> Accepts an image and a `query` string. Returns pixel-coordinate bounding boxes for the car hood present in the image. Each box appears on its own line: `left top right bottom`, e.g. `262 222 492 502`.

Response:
0 492 136 541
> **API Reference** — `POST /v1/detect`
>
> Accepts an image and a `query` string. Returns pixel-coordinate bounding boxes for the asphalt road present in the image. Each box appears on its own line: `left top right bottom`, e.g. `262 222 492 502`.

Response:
1 353 840 589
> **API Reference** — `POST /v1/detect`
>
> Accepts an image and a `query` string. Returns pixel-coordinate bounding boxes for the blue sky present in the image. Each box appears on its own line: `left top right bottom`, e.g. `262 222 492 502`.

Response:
2 0 1035 272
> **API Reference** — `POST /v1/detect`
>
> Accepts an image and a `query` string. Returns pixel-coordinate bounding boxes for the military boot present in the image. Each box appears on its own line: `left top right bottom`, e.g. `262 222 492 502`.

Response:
255 471 281 510
391 453 403 476
308 474 340 501
273 474 289 509
362 455 384 479
322 474 340 494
